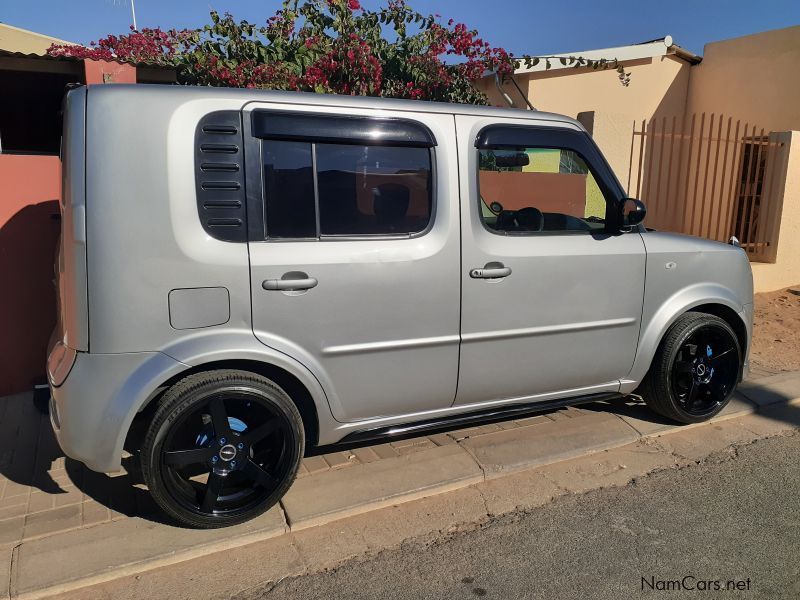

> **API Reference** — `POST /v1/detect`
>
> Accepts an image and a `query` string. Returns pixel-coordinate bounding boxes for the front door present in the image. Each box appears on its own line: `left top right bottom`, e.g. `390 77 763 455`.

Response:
245 104 461 423
455 116 646 406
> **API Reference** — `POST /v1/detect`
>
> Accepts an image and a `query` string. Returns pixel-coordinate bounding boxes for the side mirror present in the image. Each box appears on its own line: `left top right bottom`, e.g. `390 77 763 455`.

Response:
622 198 647 229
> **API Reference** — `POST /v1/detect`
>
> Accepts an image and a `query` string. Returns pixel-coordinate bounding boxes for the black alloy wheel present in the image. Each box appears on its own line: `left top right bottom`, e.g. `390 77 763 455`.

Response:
640 312 742 424
669 324 740 417
141 370 304 528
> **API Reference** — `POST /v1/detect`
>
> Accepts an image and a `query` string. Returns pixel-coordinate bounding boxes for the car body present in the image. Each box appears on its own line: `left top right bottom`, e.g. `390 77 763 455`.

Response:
48 84 753 525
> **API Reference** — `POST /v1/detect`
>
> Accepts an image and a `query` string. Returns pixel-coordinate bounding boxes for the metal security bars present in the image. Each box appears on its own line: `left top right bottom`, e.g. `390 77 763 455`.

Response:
627 114 787 262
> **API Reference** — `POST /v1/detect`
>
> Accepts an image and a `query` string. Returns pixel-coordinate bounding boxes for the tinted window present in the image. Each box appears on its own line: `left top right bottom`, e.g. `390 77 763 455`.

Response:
478 147 608 234
261 139 432 239
316 144 431 236
263 141 316 238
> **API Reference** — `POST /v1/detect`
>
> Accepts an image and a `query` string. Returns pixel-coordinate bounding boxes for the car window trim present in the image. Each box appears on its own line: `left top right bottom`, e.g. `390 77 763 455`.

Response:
251 110 437 148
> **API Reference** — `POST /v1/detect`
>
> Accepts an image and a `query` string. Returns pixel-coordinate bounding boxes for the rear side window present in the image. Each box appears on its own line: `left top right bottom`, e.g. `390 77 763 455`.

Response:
257 113 434 240
316 144 431 236
263 141 316 238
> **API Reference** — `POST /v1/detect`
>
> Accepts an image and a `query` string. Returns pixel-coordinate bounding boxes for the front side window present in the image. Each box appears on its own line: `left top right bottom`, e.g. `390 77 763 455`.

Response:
478 146 608 234
262 140 432 239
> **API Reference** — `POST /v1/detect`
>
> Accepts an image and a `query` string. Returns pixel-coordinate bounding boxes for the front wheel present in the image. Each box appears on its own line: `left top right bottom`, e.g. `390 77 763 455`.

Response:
639 313 741 424
141 370 304 528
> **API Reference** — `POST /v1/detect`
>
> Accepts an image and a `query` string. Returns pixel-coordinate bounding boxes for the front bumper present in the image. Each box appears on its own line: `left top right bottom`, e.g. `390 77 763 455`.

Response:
739 302 754 381
49 349 187 473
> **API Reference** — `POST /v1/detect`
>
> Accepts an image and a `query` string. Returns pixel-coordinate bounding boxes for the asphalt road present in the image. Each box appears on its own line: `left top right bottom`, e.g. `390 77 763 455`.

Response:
238 432 799 600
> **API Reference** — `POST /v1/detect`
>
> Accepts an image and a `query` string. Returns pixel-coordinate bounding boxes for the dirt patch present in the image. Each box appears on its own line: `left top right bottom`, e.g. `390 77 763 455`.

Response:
750 285 800 373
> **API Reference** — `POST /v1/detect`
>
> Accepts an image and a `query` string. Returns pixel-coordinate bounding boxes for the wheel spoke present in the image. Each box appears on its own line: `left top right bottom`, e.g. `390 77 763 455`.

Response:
242 459 278 489
200 472 226 512
684 379 697 410
208 397 231 440
243 418 280 445
164 447 213 467
674 361 693 374
707 379 727 404
709 347 736 363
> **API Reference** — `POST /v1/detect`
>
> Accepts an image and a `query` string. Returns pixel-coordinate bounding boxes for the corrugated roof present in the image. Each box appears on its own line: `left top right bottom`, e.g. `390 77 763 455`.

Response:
0 48 177 69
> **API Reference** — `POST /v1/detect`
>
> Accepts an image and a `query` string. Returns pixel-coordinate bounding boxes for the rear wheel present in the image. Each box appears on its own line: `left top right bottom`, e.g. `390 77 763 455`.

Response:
639 313 741 424
141 369 304 528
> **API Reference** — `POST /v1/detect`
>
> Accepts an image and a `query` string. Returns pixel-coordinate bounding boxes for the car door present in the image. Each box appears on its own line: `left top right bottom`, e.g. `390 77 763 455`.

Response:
454 116 646 406
244 103 461 423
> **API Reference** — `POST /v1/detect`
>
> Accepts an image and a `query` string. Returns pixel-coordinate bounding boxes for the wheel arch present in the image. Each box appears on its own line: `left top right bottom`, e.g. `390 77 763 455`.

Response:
687 303 747 362
120 333 340 467
623 284 750 391
128 359 321 451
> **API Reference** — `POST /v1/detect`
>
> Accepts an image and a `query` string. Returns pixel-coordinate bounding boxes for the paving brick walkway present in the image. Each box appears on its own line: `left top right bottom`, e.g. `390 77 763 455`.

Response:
0 391 592 547
1 362 777 548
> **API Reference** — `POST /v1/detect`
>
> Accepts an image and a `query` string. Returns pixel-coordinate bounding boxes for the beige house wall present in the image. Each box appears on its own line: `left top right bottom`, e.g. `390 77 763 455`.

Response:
477 55 691 123
750 131 800 292
686 26 800 133
575 111 636 189
0 23 73 55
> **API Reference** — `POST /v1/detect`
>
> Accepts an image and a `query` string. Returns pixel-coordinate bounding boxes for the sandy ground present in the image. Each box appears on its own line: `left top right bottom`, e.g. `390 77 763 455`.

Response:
750 285 800 373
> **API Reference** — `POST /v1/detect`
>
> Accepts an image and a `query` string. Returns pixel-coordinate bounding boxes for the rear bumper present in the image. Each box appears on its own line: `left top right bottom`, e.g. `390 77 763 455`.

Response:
49 349 187 473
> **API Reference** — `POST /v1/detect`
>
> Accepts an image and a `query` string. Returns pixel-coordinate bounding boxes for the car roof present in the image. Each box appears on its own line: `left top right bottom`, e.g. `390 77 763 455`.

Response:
88 83 584 129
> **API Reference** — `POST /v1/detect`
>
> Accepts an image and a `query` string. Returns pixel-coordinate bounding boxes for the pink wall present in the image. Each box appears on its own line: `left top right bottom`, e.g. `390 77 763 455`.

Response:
0 155 62 395
479 171 588 216
83 59 137 85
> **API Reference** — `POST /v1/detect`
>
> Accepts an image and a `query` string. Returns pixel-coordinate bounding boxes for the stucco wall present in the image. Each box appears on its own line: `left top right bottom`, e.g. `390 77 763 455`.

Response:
0 155 61 395
751 131 800 292
0 23 72 55
686 26 800 133
477 55 691 123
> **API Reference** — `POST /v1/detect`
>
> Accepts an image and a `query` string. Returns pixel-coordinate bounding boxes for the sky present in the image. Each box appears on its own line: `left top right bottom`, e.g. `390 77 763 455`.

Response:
2 0 799 57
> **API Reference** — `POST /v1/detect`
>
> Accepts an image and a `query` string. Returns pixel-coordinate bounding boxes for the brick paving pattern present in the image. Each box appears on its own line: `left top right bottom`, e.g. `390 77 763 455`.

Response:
0 369 767 546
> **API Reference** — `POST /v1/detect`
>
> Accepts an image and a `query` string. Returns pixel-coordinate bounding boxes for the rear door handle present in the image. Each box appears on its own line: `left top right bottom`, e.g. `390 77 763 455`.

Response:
262 274 318 291
470 264 512 279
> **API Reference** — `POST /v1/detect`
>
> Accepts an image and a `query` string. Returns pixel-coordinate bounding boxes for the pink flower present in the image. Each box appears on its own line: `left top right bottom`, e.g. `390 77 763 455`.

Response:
348 0 361 10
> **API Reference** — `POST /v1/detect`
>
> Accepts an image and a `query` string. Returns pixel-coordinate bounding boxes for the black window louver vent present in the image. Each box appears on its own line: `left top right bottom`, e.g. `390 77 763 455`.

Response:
195 111 247 242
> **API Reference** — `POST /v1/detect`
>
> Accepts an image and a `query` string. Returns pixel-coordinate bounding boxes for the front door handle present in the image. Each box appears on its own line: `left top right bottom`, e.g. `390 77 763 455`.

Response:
262 273 318 291
470 263 512 279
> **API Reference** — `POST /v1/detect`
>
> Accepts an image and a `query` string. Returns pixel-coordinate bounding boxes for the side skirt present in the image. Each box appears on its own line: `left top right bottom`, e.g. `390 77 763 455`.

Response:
335 391 622 446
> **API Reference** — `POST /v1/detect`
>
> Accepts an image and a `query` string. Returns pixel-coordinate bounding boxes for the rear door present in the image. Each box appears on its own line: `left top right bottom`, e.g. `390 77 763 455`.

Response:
455 116 646 406
244 104 461 423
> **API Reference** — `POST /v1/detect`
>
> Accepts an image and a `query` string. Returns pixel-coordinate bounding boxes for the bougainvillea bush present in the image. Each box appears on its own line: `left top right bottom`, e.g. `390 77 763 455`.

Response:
48 0 627 104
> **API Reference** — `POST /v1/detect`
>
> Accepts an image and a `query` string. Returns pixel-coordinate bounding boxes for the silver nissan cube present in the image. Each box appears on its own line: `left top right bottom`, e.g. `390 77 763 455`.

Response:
48 84 753 528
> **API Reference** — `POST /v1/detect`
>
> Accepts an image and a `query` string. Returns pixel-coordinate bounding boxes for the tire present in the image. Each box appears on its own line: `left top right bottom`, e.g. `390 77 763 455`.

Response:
639 312 741 424
141 369 304 528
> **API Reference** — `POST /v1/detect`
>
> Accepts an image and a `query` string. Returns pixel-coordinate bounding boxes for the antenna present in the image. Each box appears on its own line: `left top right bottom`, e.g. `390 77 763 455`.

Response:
131 0 137 30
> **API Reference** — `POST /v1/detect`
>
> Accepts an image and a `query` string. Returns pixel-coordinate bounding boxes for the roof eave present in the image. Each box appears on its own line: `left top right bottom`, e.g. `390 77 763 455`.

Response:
509 35 701 76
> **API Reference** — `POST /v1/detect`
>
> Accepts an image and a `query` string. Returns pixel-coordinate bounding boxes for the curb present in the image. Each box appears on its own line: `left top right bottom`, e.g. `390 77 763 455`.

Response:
6 370 800 600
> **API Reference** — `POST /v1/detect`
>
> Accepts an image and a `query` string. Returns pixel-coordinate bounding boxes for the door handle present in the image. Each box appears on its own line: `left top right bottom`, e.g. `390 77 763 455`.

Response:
470 264 512 279
262 274 318 291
